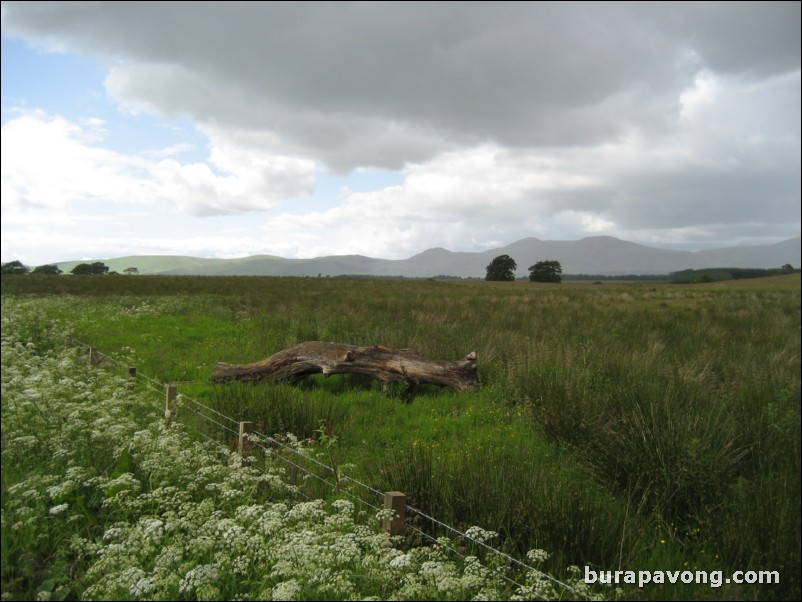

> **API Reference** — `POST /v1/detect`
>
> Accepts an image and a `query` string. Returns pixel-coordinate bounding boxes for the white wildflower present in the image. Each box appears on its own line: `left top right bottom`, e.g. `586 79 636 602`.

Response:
271 579 302 601
375 508 396 522
119 567 156 597
178 564 219 597
47 480 76 500
465 525 498 543
332 498 354 514
139 517 164 541
526 548 550 563
102 527 123 542
389 553 412 569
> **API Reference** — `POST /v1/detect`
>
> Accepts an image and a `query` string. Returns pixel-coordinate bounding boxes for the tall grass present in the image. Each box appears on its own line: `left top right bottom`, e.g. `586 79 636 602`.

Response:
3 273 800 599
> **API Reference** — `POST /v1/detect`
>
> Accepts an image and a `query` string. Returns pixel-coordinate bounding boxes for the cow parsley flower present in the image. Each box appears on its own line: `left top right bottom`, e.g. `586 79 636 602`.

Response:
271 579 302 601
526 548 550 563
389 553 412 569
465 525 498 544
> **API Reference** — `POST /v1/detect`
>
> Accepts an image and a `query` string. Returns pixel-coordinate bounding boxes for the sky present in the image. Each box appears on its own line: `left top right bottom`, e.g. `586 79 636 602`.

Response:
1 2 800 267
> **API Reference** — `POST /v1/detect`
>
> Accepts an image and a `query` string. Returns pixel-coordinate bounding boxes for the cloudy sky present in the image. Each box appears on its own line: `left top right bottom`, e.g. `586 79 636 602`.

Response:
2 2 800 266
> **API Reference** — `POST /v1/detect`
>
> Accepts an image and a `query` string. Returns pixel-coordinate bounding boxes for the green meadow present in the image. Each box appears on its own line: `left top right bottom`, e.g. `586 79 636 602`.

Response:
2 274 800 600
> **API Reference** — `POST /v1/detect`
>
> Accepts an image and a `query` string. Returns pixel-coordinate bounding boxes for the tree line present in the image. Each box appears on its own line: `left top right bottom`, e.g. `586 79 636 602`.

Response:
1 261 139 276
483 255 798 283
670 265 798 283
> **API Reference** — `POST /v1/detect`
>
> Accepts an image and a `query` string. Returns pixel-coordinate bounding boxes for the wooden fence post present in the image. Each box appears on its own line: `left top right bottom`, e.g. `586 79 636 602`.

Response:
89 346 100 366
65 336 73 349
164 385 177 424
239 421 254 460
127 367 137 392
383 491 406 536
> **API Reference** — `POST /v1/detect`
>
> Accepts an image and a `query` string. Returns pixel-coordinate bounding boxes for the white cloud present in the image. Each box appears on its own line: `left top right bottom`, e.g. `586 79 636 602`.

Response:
255 144 606 259
1 111 152 213
1 111 317 219
141 142 194 159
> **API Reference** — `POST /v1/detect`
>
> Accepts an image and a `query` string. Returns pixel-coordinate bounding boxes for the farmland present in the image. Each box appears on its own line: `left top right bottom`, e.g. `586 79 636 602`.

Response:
2 274 800 600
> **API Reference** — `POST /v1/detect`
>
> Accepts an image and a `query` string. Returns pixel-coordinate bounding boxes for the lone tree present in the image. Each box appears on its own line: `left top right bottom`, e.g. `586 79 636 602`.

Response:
529 260 562 283
123 267 139 275
32 264 62 275
485 254 517 281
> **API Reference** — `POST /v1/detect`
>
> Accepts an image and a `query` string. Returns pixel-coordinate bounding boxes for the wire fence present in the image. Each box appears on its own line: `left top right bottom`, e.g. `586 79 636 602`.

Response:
68 336 590 599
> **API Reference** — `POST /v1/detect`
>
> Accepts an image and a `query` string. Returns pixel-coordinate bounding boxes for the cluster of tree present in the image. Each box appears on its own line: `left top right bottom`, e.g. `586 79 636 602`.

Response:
70 262 110 275
2 261 141 276
485 255 562 283
1 261 65 275
33 264 63 275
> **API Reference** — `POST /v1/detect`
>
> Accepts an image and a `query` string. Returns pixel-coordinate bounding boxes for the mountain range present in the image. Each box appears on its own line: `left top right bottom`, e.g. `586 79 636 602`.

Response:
55 236 801 278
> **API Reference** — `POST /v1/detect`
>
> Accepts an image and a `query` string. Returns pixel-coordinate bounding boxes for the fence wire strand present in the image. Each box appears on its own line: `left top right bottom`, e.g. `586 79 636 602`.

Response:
252 429 385 503
133 376 165 396
181 404 241 439
406 505 588 598
404 522 530 592
250 439 339 490
253 429 336 474
180 393 241 426
133 370 164 389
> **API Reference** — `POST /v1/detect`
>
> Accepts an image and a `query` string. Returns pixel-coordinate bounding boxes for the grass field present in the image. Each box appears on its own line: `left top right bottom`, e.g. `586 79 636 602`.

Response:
2 274 800 600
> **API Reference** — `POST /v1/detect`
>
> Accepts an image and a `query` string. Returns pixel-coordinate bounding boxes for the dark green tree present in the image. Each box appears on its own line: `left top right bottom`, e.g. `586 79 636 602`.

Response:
528 260 562 283
123 267 139 275
71 263 93 275
32 264 63 275
485 254 517 281
1 260 30 275
90 262 110 275
71 262 109 275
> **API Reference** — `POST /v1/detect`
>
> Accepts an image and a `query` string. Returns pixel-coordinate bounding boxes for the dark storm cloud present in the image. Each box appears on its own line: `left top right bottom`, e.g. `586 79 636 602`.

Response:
5 1 798 169
666 1 801 77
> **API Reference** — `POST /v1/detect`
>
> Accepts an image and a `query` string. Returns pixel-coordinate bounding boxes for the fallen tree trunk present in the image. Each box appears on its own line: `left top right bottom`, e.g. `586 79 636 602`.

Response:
212 341 479 392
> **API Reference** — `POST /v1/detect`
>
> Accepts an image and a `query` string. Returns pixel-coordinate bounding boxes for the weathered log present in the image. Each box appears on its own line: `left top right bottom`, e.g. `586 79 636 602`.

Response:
212 341 479 392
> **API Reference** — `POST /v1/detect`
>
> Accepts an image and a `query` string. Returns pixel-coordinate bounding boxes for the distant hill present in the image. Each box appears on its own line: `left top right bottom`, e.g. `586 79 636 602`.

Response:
54 236 801 278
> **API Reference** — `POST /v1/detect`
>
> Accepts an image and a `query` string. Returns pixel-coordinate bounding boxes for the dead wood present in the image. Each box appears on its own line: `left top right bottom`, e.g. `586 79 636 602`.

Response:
212 341 479 392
